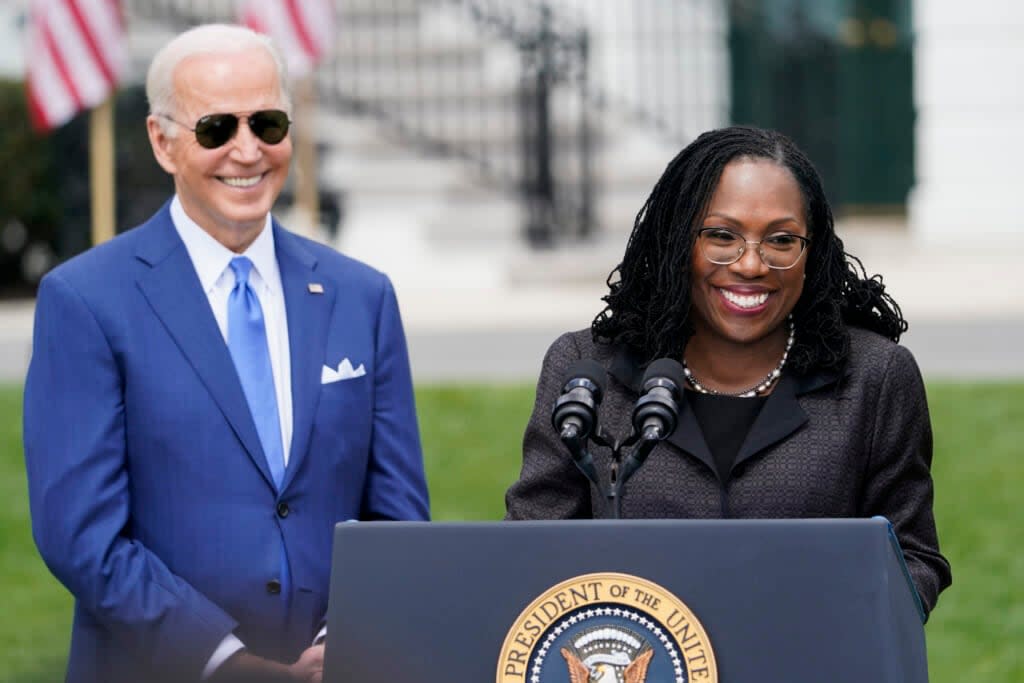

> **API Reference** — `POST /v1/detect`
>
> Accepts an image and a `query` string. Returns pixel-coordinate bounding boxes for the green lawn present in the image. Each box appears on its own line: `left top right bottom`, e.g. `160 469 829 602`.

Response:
1 381 1021 681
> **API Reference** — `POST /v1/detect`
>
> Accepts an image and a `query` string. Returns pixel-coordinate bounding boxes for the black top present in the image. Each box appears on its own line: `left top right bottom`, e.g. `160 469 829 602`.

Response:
685 391 768 482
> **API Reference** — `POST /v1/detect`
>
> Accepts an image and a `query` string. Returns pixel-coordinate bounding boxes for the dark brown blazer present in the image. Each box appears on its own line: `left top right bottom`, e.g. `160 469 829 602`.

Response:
505 326 951 615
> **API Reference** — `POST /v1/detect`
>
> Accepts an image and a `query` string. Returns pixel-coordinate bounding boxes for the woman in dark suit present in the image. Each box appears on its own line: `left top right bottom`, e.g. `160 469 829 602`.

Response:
505 126 951 615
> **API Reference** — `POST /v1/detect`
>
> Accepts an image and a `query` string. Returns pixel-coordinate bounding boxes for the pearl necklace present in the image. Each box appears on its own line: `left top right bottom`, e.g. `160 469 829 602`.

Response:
682 318 795 398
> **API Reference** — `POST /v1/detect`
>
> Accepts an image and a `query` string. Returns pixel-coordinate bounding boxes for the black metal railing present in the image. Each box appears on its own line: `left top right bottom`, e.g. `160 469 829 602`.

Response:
123 0 595 246
460 0 593 243
557 0 729 144
122 0 729 244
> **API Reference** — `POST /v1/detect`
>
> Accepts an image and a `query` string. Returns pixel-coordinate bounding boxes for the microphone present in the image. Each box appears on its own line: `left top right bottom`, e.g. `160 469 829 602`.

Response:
551 359 607 441
631 358 685 442
551 359 607 487
615 358 685 494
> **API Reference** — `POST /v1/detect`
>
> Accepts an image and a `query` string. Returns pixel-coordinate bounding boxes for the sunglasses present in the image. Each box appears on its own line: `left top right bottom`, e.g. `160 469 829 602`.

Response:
159 109 291 149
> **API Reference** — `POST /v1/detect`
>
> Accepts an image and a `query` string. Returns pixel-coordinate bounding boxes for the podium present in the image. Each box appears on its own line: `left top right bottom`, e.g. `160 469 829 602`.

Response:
323 518 927 682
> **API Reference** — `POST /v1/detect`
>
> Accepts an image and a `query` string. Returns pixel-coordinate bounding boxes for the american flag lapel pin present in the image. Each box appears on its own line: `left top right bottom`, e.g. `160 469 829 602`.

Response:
308 283 324 294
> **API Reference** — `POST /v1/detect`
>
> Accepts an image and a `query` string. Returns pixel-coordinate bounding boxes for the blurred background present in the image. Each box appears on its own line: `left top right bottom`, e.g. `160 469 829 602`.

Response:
0 1 1021 681
1 0 1021 382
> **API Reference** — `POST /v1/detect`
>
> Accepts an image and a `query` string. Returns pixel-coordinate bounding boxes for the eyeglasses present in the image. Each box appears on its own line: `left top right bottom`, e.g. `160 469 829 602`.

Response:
697 227 810 270
158 109 291 149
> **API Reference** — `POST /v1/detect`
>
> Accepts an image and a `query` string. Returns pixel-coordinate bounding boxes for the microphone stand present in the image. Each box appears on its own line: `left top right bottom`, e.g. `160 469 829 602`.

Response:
557 358 682 519
561 426 659 520
602 430 659 520
607 431 661 519
603 431 632 520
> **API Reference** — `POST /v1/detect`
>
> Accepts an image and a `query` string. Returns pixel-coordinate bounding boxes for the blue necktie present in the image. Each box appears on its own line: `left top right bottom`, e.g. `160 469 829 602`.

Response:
227 257 286 488
228 257 291 603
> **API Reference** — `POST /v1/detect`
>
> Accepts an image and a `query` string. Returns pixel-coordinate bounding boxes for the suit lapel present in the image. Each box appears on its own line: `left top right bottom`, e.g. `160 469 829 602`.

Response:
666 400 717 474
609 346 717 474
607 341 848 477
733 373 808 469
275 225 334 492
134 208 276 488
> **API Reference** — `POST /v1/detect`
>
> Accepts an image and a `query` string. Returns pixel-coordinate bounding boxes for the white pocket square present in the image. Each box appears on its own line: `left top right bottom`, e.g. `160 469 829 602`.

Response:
321 358 366 384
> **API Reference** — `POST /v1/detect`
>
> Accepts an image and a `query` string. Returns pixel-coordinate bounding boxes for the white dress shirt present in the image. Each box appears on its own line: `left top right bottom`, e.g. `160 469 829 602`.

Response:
171 196 293 461
170 197 296 677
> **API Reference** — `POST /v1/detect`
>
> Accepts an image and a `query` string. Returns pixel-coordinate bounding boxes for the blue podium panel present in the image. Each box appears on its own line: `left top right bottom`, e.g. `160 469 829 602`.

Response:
324 519 927 683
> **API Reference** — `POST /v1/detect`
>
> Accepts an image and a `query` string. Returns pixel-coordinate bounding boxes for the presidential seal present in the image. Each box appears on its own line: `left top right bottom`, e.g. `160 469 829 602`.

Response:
497 572 717 683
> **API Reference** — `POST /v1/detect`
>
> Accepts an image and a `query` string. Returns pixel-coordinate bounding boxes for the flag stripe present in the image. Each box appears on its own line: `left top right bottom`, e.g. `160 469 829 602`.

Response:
79 0 127 70
283 0 318 59
300 0 334 58
244 8 269 36
250 1 311 77
27 54 77 120
27 70 78 130
25 5 78 129
47 0 108 106
40 16 85 112
66 0 116 86
242 0 334 79
26 0 126 131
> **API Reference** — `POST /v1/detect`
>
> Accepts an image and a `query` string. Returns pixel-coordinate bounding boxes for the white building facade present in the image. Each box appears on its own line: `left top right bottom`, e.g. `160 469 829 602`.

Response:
909 0 1024 243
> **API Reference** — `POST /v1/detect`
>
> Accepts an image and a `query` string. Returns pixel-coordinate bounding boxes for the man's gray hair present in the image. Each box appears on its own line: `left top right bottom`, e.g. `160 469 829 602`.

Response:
146 24 291 135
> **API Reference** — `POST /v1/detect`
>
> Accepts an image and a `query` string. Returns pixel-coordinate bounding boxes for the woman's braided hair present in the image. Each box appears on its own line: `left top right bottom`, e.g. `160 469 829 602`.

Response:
591 126 907 374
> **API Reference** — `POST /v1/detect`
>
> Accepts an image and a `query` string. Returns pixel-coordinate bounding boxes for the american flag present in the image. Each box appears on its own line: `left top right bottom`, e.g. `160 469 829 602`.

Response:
24 0 127 132
241 0 336 79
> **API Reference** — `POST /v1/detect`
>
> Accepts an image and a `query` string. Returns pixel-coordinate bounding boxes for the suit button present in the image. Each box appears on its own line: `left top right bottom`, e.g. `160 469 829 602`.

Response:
277 502 290 518
266 579 281 595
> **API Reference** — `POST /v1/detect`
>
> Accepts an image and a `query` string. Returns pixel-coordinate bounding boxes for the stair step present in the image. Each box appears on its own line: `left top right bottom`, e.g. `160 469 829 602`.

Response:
337 0 424 23
321 152 476 194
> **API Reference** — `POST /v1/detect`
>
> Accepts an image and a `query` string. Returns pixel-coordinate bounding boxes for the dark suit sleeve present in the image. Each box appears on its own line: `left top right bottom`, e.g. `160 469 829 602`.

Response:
23 273 238 679
358 275 430 521
505 332 595 519
859 344 952 614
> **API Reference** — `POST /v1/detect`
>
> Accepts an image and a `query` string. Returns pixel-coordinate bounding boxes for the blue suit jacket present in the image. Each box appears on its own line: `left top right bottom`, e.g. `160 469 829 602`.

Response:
23 205 430 682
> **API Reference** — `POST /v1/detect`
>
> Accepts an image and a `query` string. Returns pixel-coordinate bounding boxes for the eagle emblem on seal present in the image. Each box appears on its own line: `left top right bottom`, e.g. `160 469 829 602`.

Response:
559 625 654 683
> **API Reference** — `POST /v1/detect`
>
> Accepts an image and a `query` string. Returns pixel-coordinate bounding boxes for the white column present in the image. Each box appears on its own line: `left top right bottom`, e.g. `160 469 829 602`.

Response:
909 0 1024 243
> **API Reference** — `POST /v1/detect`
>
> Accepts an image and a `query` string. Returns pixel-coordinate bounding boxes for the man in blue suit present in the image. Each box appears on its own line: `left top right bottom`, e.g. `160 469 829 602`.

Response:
23 24 430 683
